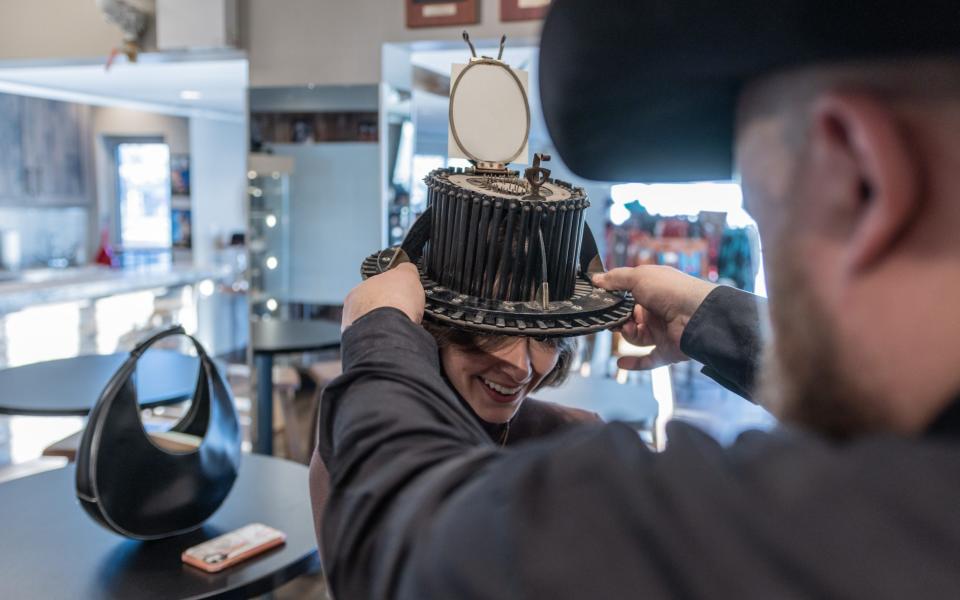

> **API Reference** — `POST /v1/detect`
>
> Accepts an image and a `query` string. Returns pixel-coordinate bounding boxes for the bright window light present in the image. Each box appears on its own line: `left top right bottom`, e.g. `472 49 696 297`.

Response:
610 182 754 228
179 285 198 335
392 121 415 189
179 90 202 101
610 202 632 226
94 291 156 354
651 365 674 450
446 158 472 170
411 155 446 207
117 143 172 250
10 416 83 464
5 302 81 366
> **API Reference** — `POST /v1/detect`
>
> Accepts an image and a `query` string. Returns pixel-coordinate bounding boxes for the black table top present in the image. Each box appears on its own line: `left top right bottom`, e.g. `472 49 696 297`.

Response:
0 350 200 416
250 319 341 355
0 453 319 599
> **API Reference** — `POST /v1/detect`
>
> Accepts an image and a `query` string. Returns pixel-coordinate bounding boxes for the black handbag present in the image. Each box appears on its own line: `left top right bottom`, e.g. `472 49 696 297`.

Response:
75 325 242 540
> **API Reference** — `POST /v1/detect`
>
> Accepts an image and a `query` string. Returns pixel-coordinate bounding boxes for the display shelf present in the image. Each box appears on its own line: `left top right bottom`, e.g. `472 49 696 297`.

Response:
246 154 294 313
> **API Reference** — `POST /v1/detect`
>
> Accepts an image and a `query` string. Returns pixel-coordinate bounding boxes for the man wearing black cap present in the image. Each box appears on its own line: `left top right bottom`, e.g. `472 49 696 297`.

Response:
317 1 960 598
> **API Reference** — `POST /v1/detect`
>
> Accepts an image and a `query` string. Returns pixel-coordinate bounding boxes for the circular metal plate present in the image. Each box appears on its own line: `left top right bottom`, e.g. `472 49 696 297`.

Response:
446 173 574 201
449 59 530 165
362 249 634 337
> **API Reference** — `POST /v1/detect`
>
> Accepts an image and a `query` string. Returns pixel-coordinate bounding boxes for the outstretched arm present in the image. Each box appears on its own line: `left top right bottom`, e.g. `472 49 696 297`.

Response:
594 266 765 400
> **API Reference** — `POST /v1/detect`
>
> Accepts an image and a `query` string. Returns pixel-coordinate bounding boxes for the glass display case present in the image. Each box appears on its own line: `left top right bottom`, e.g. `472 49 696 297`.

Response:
246 153 293 318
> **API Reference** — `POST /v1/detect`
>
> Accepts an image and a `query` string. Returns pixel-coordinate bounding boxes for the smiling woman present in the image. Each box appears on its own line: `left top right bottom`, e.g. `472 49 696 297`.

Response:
308 317 599 552
423 320 585 437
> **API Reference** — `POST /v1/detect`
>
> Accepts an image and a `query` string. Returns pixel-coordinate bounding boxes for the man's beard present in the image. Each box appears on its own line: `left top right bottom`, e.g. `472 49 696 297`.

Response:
757 247 878 439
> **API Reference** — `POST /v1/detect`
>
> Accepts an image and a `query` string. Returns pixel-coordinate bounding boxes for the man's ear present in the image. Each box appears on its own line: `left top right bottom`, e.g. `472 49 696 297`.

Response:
809 93 920 272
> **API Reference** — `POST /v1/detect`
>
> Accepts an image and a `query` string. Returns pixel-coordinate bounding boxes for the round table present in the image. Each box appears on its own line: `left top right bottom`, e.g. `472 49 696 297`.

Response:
250 320 341 454
0 453 319 599
0 350 200 416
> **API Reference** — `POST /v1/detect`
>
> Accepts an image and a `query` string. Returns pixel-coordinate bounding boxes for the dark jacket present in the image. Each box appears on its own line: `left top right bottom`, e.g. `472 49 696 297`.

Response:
309 395 599 553
317 286 960 599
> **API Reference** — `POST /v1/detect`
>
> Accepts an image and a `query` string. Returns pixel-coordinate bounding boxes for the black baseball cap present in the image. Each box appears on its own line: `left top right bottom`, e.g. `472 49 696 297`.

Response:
539 0 960 183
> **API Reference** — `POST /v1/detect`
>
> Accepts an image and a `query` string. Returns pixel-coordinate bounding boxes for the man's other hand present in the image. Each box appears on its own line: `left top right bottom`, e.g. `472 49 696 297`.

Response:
342 263 425 332
593 266 716 370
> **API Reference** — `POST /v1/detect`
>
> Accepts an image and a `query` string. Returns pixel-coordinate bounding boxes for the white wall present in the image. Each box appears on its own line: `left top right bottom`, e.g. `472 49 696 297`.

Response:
265 143 381 305
189 116 246 267
241 0 542 87
190 116 247 354
0 1 133 62
0 1 540 87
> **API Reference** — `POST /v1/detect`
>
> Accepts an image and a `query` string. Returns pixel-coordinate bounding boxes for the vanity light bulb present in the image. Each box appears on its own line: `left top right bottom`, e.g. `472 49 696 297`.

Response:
266 256 279 270
265 214 278 228
266 298 279 312
247 170 257 180
198 279 215 297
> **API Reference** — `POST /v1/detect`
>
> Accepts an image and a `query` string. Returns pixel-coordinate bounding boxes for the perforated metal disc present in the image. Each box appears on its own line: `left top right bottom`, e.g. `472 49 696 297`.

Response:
362 249 634 337
446 173 573 201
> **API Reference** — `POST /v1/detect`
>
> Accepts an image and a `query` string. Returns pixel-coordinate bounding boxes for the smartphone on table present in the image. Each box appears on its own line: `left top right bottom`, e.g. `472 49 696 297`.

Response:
182 523 286 573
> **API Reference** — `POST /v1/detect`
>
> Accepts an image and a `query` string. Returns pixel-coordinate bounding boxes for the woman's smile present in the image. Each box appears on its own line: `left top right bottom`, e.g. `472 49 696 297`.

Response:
477 375 527 404
441 337 561 423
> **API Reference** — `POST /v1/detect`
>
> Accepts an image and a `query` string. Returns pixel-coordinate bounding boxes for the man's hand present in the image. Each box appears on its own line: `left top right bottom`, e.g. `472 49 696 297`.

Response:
342 263 425 331
593 266 716 370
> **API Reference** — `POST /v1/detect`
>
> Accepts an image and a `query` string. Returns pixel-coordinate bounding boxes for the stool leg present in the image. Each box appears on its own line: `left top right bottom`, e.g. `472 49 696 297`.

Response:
254 353 274 455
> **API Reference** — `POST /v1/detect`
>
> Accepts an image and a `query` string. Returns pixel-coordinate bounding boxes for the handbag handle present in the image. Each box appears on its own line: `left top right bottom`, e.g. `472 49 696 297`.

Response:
130 324 211 363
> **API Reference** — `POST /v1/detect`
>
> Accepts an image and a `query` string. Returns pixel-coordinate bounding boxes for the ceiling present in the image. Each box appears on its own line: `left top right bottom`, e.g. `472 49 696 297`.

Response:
0 56 247 120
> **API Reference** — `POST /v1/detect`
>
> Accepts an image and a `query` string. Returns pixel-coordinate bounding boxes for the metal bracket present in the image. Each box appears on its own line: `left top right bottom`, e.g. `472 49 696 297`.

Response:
383 206 433 272
579 221 607 277
535 227 550 309
524 153 552 199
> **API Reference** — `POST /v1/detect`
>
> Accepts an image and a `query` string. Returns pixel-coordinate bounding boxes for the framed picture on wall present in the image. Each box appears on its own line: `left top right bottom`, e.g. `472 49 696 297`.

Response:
406 0 478 28
171 208 192 249
170 154 190 196
500 0 551 21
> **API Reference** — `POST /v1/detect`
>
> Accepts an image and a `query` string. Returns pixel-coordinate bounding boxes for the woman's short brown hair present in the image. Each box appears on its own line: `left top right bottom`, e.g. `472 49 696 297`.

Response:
422 319 577 390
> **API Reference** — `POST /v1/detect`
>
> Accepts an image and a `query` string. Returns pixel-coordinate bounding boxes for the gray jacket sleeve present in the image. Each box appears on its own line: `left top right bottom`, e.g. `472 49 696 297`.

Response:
681 285 766 400
318 306 960 600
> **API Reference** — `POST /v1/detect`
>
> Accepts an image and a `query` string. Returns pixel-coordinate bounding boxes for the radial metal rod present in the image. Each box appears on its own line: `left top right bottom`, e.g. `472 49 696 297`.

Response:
457 197 488 294
493 201 517 300
483 200 505 298
469 199 492 296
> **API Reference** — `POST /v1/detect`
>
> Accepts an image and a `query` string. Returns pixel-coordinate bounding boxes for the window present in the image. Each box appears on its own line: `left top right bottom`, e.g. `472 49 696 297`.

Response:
116 142 172 255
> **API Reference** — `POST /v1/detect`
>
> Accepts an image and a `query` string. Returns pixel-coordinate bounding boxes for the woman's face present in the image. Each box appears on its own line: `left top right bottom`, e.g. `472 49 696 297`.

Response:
441 336 561 424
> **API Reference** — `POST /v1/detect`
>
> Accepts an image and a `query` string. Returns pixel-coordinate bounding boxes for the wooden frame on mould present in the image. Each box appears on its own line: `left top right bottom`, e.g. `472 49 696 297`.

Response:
406 0 479 28
500 0 551 22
